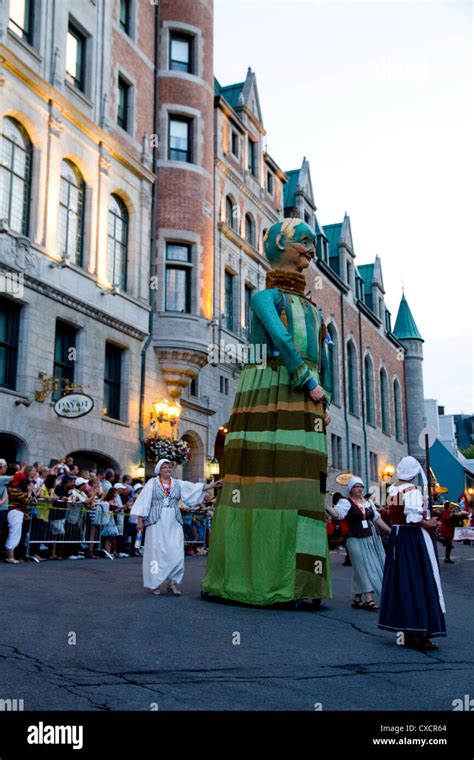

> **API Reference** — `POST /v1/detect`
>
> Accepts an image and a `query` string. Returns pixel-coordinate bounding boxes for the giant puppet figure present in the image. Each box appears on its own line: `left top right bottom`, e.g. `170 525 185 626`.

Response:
202 218 333 606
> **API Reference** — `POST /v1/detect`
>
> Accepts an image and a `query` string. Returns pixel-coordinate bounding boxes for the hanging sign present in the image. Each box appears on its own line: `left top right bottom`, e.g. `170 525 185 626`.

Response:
54 393 94 419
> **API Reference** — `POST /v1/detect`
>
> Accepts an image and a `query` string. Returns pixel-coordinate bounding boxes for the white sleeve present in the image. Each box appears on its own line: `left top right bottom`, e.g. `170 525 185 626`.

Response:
333 498 351 520
403 487 424 524
130 478 154 517
367 500 381 521
177 479 205 508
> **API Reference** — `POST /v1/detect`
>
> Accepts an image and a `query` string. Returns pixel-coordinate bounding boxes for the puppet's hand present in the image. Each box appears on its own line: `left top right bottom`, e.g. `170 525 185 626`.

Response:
309 386 324 403
324 410 331 427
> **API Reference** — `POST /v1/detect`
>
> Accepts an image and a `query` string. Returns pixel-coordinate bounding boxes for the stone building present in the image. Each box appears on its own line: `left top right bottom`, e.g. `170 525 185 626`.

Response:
0 0 160 473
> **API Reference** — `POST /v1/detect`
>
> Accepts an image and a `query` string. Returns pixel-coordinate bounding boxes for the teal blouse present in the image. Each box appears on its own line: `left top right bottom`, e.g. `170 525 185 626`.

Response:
249 288 332 405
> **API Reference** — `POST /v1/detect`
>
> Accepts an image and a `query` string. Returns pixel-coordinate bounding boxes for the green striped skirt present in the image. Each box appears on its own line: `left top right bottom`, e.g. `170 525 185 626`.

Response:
202 358 332 605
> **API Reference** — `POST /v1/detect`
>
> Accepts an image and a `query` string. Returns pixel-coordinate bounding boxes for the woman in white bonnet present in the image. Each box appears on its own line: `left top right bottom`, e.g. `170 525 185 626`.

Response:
378 456 446 650
326 476 391 610
131 459 222 595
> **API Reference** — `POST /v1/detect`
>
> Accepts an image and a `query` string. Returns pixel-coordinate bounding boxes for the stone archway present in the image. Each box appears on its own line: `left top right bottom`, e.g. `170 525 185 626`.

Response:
0 432 29 464
181 431 204 482
66 450 121 475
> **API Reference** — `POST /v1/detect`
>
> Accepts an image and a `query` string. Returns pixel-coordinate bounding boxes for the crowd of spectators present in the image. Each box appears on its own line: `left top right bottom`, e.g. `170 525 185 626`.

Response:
0 456 215 564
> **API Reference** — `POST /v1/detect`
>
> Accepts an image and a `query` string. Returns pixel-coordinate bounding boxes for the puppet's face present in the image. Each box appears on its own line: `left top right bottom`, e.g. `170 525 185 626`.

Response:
279 222 316 272
265 219 316 271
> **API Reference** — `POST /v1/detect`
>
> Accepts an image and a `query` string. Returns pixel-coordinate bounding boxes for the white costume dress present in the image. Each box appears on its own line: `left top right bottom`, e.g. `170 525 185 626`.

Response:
131 475 204 590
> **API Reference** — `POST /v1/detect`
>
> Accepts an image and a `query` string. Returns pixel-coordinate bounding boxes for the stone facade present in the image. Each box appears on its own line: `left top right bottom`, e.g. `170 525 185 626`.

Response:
0 0 159 473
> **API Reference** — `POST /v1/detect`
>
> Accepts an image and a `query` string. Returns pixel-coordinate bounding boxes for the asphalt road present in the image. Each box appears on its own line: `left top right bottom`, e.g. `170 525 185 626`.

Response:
0 544 472 711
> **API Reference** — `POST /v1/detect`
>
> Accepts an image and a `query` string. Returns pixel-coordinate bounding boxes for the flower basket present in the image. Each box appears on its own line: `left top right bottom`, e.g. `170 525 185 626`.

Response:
145 436 191 465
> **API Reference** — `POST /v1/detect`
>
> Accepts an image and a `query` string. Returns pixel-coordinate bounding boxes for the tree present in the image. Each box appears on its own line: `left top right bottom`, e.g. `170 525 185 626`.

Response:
460 446 474 459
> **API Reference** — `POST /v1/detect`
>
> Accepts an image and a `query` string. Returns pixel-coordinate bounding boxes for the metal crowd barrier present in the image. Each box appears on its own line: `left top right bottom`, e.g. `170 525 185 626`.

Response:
182 511 212 550
25 499 108 561
24 500 213 561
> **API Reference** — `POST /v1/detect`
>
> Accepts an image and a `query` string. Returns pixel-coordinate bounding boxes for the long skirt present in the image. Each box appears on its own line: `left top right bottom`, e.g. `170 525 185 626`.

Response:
201 359 331 605
379 525 446 638
346 531 386 597
142 509 184 590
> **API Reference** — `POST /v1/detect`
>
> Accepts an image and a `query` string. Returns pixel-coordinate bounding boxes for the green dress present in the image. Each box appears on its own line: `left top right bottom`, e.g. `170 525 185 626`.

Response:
202 279 333 605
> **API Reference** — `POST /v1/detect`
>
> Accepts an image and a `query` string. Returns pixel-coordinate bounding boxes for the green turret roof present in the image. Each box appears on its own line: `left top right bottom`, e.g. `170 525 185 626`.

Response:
393 294 423 341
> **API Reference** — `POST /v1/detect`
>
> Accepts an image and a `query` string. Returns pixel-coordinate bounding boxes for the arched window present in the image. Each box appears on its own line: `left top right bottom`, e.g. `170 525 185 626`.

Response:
347 340 358 415
393 379 403 441
108 194 128 290
226 196 238 231
0 117 32 235
380 367 390 434
364 354 375 426
327 323 340 405
245 213 256 247
59 160 85 265
262 228 268 253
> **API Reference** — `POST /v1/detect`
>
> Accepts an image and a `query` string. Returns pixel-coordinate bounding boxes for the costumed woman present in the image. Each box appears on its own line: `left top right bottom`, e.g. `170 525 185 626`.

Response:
378 456 446 650
202 218 334 606
326 477 391 610
131 459 222 596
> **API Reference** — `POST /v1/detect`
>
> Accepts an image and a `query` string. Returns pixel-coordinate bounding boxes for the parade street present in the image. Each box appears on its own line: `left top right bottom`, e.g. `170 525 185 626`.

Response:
1 546 472 712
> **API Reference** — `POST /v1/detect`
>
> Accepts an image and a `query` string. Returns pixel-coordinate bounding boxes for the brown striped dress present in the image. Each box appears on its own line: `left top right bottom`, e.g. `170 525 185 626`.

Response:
202 270 333 605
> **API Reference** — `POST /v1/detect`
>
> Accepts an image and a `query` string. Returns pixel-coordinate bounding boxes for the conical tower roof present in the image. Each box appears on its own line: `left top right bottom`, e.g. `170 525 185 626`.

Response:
393 293 423 341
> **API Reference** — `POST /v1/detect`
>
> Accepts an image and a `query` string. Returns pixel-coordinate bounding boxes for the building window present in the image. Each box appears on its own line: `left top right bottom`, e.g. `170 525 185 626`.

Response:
380 368 390 434
346 261 352 287
66 22 86 92
59 160 85 266
117 76 131 132
168 117 192 162
327 324 340 405
0 299 20 390
226 196 238 231
248 138 257 177
231 131 239 157
351 443 362 477
119 0 131 35
0 117 32 236
170 33 193 73
103 343 123 420
267 171 274 195
394 379 403 442
364 355 375 426
220 376 229 395
165 243 191 313
9 0 35 44
245 214 256 247
331 434 343 469
189 377 198 397
53 321 77 401
347 340 358 415
379 297 384 320
369 451 378 482
244 284 253 336
224 271 234 332
108 194 128 290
